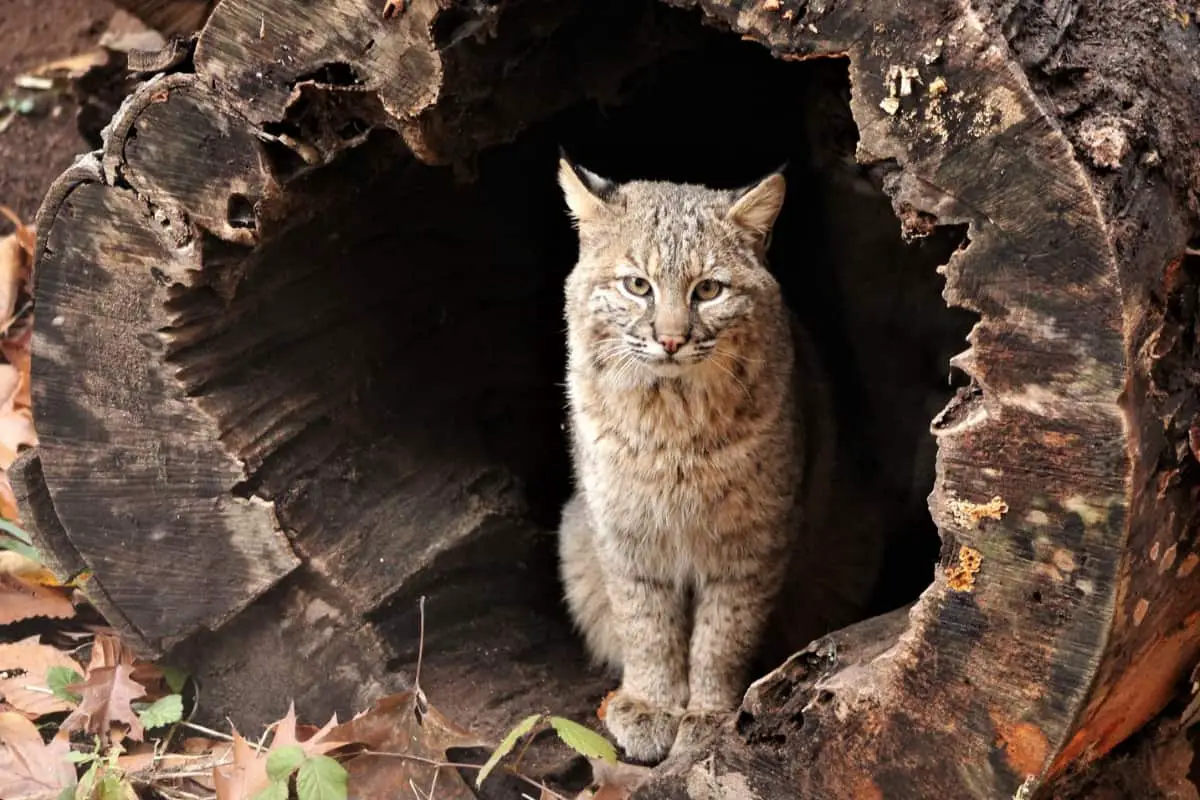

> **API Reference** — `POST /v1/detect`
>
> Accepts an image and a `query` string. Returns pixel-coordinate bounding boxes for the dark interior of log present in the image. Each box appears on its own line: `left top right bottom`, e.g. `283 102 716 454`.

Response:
164 4 978 734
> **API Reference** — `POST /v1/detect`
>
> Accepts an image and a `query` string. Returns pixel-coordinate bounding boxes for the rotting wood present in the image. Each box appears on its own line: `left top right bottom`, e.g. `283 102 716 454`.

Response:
20 0 1200 796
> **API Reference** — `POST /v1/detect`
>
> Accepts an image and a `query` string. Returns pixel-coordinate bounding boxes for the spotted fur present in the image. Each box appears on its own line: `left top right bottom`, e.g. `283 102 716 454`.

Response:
556 159 831 762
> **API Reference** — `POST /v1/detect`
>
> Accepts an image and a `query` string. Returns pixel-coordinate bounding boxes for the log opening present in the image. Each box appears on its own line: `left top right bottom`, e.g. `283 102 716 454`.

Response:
155 10 975 720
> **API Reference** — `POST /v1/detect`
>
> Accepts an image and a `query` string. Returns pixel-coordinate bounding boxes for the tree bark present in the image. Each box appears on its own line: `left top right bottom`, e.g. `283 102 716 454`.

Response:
17 0 1200 797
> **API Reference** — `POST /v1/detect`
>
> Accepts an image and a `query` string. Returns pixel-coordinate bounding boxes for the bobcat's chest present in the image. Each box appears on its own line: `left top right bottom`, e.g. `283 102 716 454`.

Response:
573 376 790 552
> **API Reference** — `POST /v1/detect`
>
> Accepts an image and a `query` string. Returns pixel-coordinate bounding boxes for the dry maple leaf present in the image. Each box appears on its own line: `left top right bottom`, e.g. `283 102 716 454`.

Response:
60 635 148 741
212 705 348 800
0 329 36 470
329 690 487 800
0 711 76 799
83 634 133 671
212 728 262 800
269 703 349 757
0 637 85 718
0 211 33 334
61 663 147 741
0 553 75 625
0 475 18 521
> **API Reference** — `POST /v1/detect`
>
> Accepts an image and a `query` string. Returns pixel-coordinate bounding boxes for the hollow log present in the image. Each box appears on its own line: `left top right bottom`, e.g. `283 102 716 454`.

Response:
16 0 1200 797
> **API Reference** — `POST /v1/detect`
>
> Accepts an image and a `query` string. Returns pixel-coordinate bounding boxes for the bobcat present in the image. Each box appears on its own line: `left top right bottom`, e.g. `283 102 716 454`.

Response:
556 157 841 762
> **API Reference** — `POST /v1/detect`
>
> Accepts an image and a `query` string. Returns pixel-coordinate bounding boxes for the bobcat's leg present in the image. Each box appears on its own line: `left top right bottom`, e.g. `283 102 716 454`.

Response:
687 562 784 712
603 563 689 763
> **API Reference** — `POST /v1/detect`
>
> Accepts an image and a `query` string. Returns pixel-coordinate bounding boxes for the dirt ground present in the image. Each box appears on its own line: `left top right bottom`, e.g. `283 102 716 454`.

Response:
0 0 117 226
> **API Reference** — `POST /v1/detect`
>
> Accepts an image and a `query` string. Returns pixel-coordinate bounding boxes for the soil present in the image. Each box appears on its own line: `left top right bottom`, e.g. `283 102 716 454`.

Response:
0 0 117 228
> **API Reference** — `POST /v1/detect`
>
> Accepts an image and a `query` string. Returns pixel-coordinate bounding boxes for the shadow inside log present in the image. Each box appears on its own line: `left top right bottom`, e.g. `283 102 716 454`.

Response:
155 4 976 748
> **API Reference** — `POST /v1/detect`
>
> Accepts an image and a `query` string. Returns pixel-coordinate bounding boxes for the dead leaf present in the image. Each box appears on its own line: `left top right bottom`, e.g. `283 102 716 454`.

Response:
24 50 109 80
0 638 85 717
61 664 146 741
329 691 487 800
115 740 159 776
127 661 182 703
60 635 147 741
153 736 230 791
0 478 18 524
0 711 76 798
269 703 349 757
0 553 59 587
0 210 33 329
0 553 75 624
115 739 157 770
83 635 132 672
0 208 34 253
0 332 36 469
0 239 22 329
212 705 347 800
212 728 262 800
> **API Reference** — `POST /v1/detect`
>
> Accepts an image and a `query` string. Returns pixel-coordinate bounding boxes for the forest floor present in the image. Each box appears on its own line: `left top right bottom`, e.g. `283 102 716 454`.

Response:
0 0 116 223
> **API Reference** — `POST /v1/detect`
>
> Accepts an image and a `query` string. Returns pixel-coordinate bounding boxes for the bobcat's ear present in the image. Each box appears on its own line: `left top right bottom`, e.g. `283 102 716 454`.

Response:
726 171 786 242
558 155 616 225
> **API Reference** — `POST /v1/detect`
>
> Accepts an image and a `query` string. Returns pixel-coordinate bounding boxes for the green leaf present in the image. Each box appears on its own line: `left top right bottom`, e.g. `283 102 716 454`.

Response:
295 755 348 800
475 713 542 788
137 694 183 729
65 751 96 764
47 667 83 705
548 716 617 764
96 772 135 800
0 535 42 564
159 665 189 694
77 761 99 799
0 518 33 544
250 782 290 800
57 787 75 800
266 744 307 782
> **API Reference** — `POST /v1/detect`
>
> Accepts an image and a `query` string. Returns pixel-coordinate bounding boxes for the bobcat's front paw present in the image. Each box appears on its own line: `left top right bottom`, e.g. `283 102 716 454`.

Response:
602 690 681 763
674 708 728 751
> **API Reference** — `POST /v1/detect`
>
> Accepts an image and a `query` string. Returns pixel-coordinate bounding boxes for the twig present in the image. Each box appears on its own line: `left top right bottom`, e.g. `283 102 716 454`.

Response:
409 765 439 800
181 721 233 742
134 763 232 780
361 750 479 770
17 684 53 695
361 750 569 800
415 595 427 692
154 786 212 800
0 299 33 337
180 720 265 753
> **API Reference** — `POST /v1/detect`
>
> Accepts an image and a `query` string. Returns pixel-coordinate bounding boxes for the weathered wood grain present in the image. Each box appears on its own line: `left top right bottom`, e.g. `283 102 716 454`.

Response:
31 151 298 653
21 0 1200 795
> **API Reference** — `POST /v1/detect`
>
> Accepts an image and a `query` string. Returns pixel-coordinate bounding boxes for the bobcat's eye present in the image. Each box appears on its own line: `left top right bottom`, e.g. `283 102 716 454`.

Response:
693 279 724 302
622 276 653 297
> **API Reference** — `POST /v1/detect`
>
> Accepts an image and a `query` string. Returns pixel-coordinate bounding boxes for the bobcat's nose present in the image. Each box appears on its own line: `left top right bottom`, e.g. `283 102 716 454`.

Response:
658 334 687 355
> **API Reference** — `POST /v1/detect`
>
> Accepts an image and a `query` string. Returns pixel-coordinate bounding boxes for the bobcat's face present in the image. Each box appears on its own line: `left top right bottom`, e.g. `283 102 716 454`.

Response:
560 161 787 383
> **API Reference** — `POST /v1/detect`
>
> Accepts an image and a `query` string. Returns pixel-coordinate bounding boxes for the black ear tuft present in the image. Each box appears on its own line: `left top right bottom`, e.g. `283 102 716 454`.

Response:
558 152 618 223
